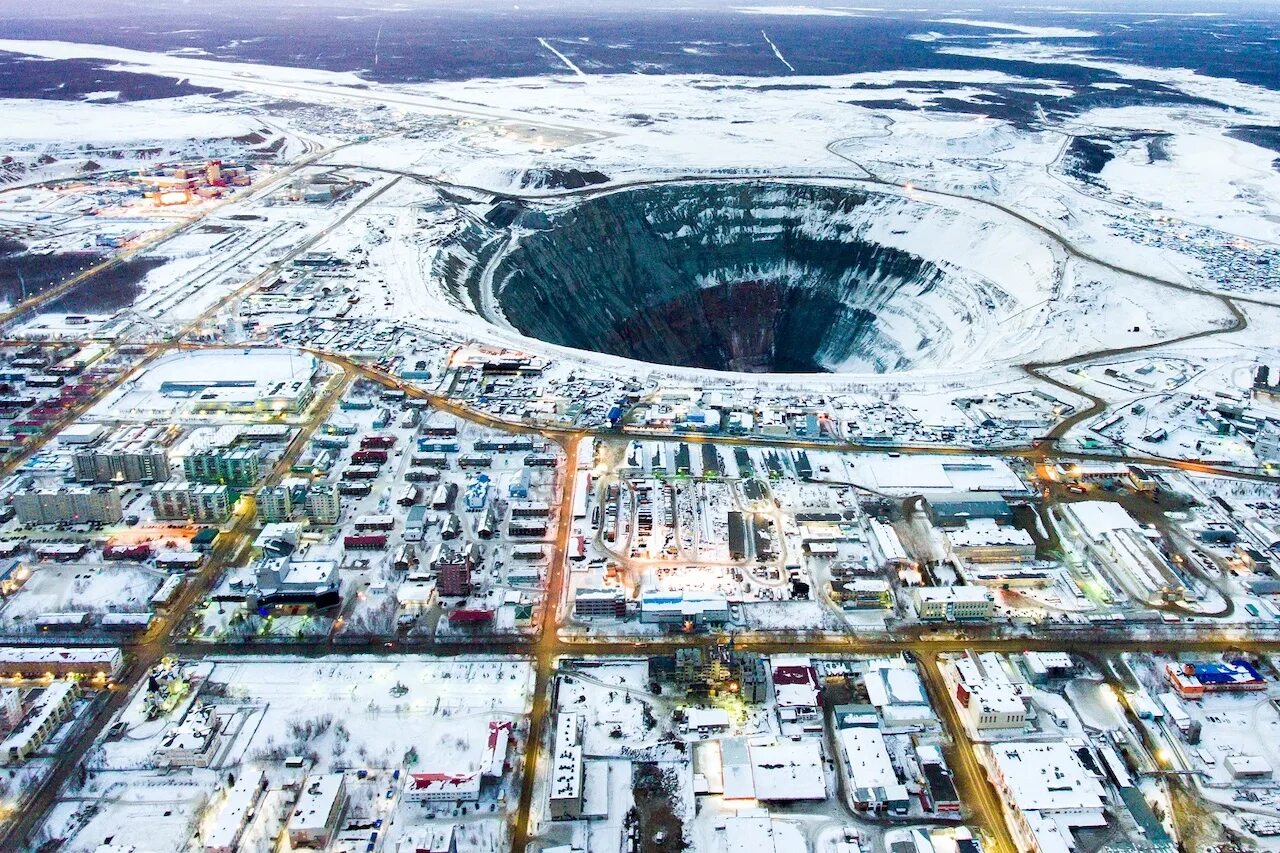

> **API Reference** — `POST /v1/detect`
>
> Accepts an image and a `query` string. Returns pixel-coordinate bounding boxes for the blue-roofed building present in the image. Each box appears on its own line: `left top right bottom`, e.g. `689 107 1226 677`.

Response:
1167 659 1266 698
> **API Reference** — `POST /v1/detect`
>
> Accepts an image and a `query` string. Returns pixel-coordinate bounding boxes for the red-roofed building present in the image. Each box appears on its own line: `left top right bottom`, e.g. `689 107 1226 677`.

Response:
448 608 494 626
403 771 481 804
771 655 822 723
483 720 514 779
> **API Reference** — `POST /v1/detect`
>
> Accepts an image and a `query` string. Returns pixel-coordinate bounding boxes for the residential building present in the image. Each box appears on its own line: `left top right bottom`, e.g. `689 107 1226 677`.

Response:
14 486 122 525
305 483 341 524
0 681 76 765
256 485 293 524
151 482 232 523
0 688 19 728
288 773 347 848
184 448 261 487
549 713 584 819
435 547 474 597
71 426 171 484
0 646 123 679
204 770 268 853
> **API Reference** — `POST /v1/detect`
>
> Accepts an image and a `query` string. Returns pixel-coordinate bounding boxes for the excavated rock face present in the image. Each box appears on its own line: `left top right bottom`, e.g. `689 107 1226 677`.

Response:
472 181 1025 374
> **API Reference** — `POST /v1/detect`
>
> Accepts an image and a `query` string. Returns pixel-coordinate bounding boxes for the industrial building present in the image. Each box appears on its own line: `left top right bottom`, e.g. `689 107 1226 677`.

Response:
722 815 806 853
924 492 1014 527
747 739 827 801
989 741 1107 853
1061 501 1186 601
1166 659 1266 699
946 518 1036 563
151 482 232 523
867 518 913 570
836 725 909 813
913 586 994 622
14 486 122 525
171 371 316 416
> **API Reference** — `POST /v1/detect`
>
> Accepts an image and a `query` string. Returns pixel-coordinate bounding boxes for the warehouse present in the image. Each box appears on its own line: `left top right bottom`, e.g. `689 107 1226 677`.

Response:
989 741 1107 853
836 726 909 813
947 518 1036 564
924 492 1013 527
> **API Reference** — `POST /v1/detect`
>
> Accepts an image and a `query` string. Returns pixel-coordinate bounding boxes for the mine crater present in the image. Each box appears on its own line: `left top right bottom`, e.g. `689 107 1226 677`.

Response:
457 181 1054 375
